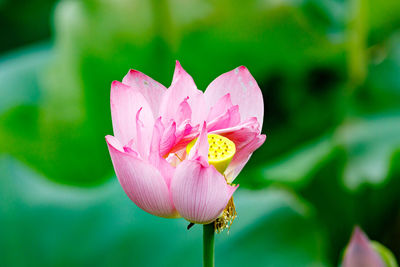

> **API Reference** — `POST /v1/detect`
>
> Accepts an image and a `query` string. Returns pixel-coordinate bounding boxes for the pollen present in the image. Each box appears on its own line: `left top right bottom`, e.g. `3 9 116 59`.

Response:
215 196 237 233
186 134 236 174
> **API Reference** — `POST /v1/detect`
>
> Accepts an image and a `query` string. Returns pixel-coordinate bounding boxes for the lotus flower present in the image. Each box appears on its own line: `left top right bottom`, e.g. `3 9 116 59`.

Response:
342 227 385 267
106 61 265 224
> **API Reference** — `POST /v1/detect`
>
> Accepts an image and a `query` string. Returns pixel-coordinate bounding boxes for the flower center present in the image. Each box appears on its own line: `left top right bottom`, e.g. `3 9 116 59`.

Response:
186 134 236 173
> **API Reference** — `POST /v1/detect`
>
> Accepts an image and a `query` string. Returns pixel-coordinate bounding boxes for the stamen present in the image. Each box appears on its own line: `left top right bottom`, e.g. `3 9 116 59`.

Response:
215 196 237 233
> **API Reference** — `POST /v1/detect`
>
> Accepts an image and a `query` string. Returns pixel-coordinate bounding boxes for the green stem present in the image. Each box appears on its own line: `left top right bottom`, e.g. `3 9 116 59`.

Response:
203 223 215 267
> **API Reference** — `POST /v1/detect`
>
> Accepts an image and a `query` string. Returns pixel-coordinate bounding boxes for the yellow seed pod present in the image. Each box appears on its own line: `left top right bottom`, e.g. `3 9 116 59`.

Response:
186 134 236 174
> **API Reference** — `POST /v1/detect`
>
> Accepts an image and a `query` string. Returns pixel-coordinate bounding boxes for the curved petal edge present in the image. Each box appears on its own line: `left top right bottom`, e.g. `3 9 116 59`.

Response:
106 136 179 218
171 160 238 224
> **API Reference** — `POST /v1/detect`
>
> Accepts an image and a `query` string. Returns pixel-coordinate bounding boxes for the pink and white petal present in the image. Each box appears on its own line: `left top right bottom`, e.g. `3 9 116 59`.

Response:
188 91 208 126
212 117 261 144
148 118 175 187
225 134 266 183
204 66 264 126
213 118 265 182
165 122 199 155
123 146 139 157
206 93 234 122
122 69 167 117
160 121 177 157
171 160 238 224
111 81 154 146
106 136 178 218
207 105 241 132
107 134 139 157
133 108 153 158
188 122 209 167
176 97 192 125
105 135 124 152
159 61 207 123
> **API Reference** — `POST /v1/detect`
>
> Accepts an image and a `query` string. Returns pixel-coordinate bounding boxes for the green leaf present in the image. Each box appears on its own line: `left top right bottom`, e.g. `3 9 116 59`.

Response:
251 112 400 192
0 43 51 114
249 136 334 189
336 113 400 191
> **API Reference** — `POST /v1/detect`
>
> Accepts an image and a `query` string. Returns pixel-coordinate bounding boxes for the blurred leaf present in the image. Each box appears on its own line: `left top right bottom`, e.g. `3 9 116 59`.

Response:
242 136 334 189
367 0 400 44
0 43 50 114
0 45 112 186
248 112 400 192
336 113 400 191
0 156 329 267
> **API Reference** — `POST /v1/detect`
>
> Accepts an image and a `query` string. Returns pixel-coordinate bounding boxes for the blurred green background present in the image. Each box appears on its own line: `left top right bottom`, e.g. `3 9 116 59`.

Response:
1 0 400 266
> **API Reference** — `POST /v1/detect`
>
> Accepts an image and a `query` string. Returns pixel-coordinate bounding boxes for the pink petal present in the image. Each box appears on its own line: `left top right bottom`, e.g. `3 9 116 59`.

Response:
171 160 238 224
188 90 208 126
207 105 241 132
122 69 167 117
188 122 209 167
123 146 138 156
162 121 199 156
148 118 175 187
225 134 266 182
106 135 124 152
160 121 177 156
212 117 261 143
206 93 234 122
110 81 154 146
159 61 207 125
342 227 385 267
211 118 265 182
176 97 192 125
133 108 152 158
204 66 264 127
106 136 178 218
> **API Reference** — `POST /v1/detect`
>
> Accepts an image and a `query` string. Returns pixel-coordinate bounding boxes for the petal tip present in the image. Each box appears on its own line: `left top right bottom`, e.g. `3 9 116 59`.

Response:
111 80 120 87
111 80 129 90
351 226 369 245
105 135 125 153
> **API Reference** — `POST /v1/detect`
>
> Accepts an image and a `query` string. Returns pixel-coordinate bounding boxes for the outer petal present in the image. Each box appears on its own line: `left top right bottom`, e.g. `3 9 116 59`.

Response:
171 160 238 224
122 69 167 117
225 135 266 182
204 66 264 126
106 136 178 218
159 61 207 125
212 118 265 182
110 81 154 146
342 227 385 267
